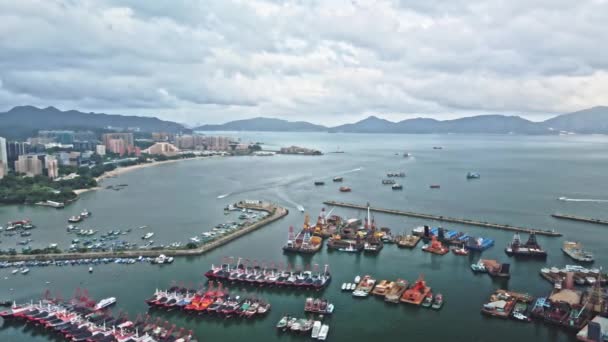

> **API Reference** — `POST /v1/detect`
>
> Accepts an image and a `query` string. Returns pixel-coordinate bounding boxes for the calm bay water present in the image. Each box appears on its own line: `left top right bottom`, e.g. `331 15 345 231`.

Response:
1 133 608 342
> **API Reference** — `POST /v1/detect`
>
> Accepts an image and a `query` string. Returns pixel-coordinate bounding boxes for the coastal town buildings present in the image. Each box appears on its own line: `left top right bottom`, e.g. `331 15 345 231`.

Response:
143 142 180 156
45 155 59 179
15 154 44 177
6 141 30 170
0 136 7 176
96 144 106 156
103 133 134 154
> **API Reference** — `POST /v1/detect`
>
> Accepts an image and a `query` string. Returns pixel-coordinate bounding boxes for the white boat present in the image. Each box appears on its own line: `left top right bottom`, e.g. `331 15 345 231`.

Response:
189 237 201 243
318 324 329 340
20 268 30 274
341 283 347 291
88 267 93 273
354 275 361 283
80 209 91 217
311 321 322 339
142 232 154 240
94 297 117 311
11 269 19 274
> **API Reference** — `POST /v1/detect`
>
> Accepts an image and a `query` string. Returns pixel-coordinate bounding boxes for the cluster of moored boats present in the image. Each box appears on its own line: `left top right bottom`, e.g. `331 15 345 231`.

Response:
0 298 197 342
204 258 332 290
276 315 329 340
1 255 173 273
342 275 443 309
146 282 270 318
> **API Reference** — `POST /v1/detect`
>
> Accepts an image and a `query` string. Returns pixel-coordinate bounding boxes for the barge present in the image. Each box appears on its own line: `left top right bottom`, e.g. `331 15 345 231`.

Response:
400 275 431 306
505 233 547 258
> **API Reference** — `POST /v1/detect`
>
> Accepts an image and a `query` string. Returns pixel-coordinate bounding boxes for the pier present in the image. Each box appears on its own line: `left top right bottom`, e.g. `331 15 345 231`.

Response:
0 201 288 262
551 213 608 226
323 200 561 237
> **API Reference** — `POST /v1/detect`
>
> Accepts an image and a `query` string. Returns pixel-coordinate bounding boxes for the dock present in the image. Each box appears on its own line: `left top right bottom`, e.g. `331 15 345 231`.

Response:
323 200 561 237
551 213 608 226
0 201 288 262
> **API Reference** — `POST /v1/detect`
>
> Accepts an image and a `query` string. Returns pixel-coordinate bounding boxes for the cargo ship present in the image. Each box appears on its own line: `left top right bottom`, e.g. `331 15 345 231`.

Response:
384 279 408 303
505 233 547 258
562 241 594 263
282 215 323 254
400 275 431 306
421 236 449 255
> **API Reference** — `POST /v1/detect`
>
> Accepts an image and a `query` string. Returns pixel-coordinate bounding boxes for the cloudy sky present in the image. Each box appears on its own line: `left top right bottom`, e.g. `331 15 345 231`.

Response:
1 0 607 126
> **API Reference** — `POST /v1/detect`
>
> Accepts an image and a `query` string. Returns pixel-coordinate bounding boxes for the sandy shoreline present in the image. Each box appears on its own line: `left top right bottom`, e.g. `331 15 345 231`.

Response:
74 157 209 196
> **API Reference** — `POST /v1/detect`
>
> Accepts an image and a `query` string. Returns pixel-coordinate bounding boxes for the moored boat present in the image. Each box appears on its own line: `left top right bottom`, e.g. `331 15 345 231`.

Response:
561 241 594 263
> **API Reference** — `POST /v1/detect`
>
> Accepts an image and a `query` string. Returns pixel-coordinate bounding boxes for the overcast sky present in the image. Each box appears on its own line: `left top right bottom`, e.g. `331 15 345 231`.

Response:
1 0 607 126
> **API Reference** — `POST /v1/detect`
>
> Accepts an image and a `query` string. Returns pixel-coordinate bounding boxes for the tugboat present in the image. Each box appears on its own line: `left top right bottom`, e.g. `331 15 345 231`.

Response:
505 233 547 258
561 241 594 263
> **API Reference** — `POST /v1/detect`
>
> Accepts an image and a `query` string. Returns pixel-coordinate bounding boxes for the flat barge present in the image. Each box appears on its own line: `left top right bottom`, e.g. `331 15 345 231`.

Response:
324 200 561 237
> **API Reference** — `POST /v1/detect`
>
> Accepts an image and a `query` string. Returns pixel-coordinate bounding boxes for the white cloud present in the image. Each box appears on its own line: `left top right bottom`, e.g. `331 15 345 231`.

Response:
0 0 606 125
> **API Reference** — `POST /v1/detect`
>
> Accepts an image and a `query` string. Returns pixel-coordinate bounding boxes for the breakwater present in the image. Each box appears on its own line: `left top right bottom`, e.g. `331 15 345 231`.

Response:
0 201 288 262
323 200 561 237
551 213 608 226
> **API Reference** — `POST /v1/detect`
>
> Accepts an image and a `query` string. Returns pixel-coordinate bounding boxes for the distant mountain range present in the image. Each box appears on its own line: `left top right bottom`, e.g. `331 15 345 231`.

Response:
196 106 608 134
0 106 188 139
194 117 326 132
2 105 608 139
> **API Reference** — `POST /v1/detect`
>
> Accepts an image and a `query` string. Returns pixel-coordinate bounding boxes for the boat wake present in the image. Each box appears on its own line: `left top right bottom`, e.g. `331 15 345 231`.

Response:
338 167 363 175
558 196 608 203
217 193 231 199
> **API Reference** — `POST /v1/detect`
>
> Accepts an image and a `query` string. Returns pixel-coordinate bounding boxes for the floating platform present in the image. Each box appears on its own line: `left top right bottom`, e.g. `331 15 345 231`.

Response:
324 201 561 237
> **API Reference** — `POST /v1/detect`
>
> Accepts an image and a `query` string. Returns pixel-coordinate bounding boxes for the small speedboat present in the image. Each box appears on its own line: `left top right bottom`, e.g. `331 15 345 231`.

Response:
20 268 30 275
354 275 361 283
512 312 531 322
341 283 347 291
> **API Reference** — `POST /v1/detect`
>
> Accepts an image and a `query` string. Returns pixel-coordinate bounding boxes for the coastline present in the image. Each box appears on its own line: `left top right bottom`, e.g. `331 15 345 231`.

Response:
74 156 212 196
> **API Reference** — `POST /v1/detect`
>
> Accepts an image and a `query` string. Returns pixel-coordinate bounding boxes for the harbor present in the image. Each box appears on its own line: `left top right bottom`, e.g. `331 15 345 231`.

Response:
0 201 288 263
323 201 562 237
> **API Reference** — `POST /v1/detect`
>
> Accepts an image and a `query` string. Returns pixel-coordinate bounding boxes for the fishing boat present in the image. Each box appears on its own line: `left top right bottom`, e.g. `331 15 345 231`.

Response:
80 209 91 217
451 244 469 256
333 177 343 182
391 184 403 190
314 181 325 186
304 298 334 314
142 232 154 240
429 184 440 189
403 152 411 158
431 294 444 310
352 275 376 297
339 186 351 192
276 316 290 329
401 275 431 306
505 233 547 258
561 241 594 263
20 268 30 275
382 179 396 185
